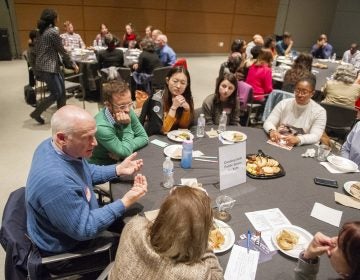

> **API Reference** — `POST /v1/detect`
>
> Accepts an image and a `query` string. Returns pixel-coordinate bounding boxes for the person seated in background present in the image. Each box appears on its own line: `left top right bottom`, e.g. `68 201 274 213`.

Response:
109 186 224 280
122 23 138 48
342 43 360 69
90 80 148 165
26 105 147 254
94 24 120 47
155 34 177 66
282 52 314 93
264 77 326 146
151 29 162 41
60 21 85 50
97 33 124 69
202 73 240 126
144 25 153 40
311 34 333 59
140 66 194 135
133 38 162 74
264 35 277 58
240 45 263 81
275 31 294 56
294 221 360 280
230 38 247 60
245 34 264 59
27 30 37 86
245 48 273 102
341 121 360 166
322 64 360 107
218 54 242 80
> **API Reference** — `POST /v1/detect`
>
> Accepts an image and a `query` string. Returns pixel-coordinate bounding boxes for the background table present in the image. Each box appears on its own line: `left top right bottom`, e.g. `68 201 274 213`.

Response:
111 126 359 280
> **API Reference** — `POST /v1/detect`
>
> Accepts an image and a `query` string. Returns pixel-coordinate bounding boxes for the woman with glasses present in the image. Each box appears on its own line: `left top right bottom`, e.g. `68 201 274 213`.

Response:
294 221 360 280
109 186 224 280
202 73 240 126
89 80 148 165
140 66 194 135
263 76 326 146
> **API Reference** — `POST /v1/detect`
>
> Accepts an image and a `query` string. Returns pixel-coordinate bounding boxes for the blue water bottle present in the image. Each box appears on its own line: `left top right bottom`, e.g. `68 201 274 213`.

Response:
181 137 193 169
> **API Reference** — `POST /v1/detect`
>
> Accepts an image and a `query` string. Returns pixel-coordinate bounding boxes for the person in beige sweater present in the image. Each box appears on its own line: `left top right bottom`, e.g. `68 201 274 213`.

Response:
322 64 360 108
109 186 224 280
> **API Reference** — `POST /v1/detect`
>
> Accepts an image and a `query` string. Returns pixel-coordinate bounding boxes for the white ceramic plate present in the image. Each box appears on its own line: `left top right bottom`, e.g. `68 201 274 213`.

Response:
220 131 247 142
327 155 358 172
344 181 360 200
163 144 183 160
272 225 313 258
167 130 194 142
210 219 235 254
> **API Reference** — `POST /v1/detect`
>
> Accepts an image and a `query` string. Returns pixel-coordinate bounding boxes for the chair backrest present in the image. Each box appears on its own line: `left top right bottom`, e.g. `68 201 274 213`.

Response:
237 81 253 110
0 187 32 279
262 89 294 121
117 67 131 84
151 66 172 94
321 103 357 130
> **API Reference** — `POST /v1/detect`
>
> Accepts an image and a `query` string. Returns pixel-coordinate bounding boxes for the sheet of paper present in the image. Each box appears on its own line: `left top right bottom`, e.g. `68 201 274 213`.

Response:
320 162 360 174
334 192 360 210
245 208 291 232
310 202 342 227
150 139 169 147
224 245 259 280
180 178 198 186
245 208 291 252
266 140 293 150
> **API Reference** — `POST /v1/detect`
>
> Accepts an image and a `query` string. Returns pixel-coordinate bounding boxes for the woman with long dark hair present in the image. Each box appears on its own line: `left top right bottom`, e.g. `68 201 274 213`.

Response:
202 73 240 125
294 221 360 279
140 66 194 135
30 8 78 124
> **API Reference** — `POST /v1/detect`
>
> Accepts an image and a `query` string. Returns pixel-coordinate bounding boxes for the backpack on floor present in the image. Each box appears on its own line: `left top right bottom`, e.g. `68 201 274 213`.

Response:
24 85 36 106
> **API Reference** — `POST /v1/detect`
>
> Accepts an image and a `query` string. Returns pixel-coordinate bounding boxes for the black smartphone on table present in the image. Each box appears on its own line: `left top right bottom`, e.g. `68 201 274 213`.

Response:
314 177 338 188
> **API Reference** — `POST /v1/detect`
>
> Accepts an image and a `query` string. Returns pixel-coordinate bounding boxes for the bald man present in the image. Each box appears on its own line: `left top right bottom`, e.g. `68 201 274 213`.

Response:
154 34 176 66
245 34 264 59
26 105 147 254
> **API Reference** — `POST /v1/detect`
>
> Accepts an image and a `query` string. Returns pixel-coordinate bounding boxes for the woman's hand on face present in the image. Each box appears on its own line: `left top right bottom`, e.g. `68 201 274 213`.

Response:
303 232 334 260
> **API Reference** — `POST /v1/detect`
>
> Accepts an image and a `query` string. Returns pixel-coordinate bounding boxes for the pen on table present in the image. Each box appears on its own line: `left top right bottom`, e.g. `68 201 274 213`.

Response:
194 158 218 163
247 229 251 253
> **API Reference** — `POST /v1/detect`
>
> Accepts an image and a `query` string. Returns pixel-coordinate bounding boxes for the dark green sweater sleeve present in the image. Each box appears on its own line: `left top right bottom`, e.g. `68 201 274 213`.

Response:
95 109 148 160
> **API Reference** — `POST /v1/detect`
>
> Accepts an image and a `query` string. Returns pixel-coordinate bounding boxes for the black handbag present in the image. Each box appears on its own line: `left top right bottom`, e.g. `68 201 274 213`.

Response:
24 85 36 106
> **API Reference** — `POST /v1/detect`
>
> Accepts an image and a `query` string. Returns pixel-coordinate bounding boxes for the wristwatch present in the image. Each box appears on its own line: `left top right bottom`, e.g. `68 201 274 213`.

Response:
300 252 318 264
268 129 275 134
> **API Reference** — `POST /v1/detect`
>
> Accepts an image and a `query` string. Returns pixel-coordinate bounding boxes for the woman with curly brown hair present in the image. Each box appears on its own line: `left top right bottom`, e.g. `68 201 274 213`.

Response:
282 52 314 93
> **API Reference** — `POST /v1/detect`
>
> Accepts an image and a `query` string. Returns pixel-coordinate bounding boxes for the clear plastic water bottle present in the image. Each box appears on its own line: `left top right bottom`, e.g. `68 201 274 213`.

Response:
218 111 227 133
332 53 336 62
93 40 97 48
162 157 174 188
196 113 205 138
181 138 193 169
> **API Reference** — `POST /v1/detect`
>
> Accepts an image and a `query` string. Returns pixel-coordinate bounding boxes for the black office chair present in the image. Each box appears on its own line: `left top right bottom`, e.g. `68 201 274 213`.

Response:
150 66 172 94
321 103 357 142
0 187 114 280
117 67 132 89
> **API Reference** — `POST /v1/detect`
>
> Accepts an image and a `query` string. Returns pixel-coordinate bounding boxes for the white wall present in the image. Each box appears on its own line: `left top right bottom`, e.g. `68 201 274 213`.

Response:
274 0 339 52
330 0 360 56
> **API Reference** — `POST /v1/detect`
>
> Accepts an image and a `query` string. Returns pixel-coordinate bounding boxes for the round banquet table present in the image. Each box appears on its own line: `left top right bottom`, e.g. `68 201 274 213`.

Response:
111 126 359 280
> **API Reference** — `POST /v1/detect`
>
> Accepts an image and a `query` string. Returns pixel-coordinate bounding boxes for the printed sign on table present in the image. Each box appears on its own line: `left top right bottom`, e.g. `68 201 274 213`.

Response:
219 141 246 190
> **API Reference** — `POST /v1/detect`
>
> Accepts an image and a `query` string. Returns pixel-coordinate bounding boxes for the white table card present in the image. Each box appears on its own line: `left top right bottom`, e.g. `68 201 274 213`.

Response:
219 142 246 190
